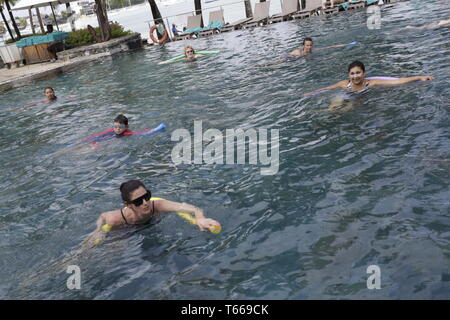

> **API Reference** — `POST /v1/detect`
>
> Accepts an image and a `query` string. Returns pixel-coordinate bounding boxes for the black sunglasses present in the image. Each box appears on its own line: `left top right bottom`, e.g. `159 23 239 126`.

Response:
129 190 152 207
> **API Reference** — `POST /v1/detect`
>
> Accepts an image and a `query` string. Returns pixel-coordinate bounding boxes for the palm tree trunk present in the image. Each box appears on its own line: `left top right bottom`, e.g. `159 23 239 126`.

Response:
244 0 253 18
147 0 165 39
65 3 75 31
28 8 35 34
194 0 203 27
147 0 163 24
4 0 21 38
35 7 45 34
0 6 15 40
94 0 111 42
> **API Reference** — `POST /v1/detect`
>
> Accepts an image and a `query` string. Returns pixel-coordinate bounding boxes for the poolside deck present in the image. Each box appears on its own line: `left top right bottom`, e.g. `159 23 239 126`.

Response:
0 33 142 92
0 53 111 92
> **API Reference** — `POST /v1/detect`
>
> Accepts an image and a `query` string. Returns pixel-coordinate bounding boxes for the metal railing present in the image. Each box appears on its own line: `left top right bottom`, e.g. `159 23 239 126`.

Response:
145 0 249 40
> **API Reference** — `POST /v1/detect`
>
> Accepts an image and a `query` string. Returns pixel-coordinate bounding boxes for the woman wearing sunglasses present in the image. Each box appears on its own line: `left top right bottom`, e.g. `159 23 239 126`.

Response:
183 45 204 62
158 45 207 65
85 180 221 246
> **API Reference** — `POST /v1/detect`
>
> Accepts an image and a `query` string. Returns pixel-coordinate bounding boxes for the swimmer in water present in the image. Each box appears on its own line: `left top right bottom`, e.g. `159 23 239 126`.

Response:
52 114 159 156
260 38 354 67
44 87 57 102
112 114 131 136
1 87 77 113
304 60 434 98
42 87 76 102
288 37 315 57
288 37 348 57
84 180 221 247
404 18 450 30
79 114 153 143
76 114 132 146
159 45 205 65
183 45 203 62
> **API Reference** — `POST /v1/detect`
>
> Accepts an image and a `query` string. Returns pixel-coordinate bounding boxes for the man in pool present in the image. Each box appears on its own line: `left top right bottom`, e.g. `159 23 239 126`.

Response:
288 37 353 57
260 38 354 67
304 60 434 97
288 37 314 57
84 180 221 246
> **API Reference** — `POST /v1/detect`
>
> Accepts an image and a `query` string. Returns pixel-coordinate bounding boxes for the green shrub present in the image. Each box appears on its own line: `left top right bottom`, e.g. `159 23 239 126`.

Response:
65 23 133 47
110 23 134 38
65 28 95 47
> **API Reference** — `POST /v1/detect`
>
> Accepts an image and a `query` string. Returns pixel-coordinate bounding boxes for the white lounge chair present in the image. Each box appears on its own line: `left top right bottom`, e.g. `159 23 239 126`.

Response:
173 14 203 41
198 9 225 38
269 0 300 23
242 2 271 29
221 17 253 32
292 0 323 20
322 0 340 15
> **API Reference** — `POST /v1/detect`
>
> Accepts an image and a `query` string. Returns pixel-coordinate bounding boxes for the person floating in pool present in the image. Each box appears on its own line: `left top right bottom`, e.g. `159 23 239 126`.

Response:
304 60 433 96
42 87 77 102
53 114 165 155
404 18 450 30
158 45 205 65
287 37 315 57
44 87 57 101
304 60 433 111
288 37 355 57
1 87 76 113
84 180 221 247
260 38 355 67
184 45 204 62
78 114 165 143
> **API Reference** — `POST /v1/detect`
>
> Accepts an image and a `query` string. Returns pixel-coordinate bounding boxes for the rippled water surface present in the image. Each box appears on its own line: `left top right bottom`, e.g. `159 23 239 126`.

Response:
1 1 449 299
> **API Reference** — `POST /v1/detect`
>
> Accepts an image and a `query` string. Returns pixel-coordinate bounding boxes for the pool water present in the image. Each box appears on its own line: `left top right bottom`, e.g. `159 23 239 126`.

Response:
1 1 449 299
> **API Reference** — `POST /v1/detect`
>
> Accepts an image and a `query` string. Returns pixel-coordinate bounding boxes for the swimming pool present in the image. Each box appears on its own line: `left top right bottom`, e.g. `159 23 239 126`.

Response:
0 0 449 299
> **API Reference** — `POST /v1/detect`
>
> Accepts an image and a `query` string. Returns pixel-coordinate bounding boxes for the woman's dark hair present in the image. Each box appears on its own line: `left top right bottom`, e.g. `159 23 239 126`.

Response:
120 180 148 203
114 114 128 126
348 60 366 73
303 37 313 45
